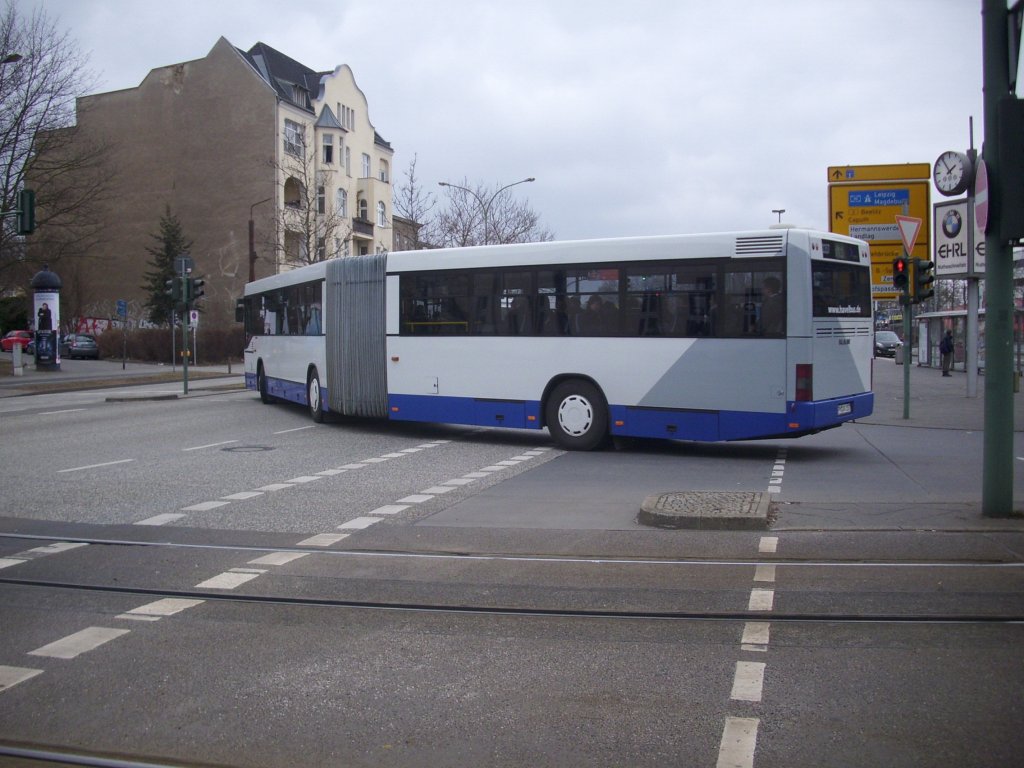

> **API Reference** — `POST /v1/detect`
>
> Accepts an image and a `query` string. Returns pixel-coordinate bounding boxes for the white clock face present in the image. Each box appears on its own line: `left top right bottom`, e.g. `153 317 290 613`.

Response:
934 151 969 195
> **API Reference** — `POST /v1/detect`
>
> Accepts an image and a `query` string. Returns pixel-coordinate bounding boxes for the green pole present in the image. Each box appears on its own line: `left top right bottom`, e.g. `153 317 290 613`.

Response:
981 0 1015 516
902 291 912 420
181 274 190 396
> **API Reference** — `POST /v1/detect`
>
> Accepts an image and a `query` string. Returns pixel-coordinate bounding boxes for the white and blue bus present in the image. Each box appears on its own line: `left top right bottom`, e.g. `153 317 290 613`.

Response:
240 228 874 450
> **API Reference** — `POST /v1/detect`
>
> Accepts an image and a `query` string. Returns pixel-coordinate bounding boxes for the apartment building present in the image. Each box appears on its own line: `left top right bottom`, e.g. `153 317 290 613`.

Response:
34 37 394 327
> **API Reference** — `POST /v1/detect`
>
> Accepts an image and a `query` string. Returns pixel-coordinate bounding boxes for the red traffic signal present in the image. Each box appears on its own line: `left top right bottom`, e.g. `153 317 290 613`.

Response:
892 257 909 292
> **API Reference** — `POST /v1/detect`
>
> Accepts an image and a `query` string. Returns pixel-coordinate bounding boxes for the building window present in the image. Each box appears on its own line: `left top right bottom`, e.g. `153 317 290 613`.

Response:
358 197 368 221
377 201 387 227
317 186 326 215
345 147 351 176
361 153 371 178
284 119 304 158
336 188 347 218
379 159 390 183
322 134 333 164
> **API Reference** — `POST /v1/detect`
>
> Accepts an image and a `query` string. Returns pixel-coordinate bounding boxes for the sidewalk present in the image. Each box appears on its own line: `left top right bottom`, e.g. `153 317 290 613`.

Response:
863 356 1022 432
0 354 243 397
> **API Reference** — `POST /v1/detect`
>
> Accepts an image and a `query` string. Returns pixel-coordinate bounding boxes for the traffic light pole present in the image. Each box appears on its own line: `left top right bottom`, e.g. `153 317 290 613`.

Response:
981 0 1015 516
902 288 912 420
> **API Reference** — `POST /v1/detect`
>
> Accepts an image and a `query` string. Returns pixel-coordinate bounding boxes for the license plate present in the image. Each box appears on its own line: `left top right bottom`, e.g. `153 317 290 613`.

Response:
837 403 852 416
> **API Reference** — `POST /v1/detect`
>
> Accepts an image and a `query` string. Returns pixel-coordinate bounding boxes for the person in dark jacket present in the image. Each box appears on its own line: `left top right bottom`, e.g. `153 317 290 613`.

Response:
940 329 954 376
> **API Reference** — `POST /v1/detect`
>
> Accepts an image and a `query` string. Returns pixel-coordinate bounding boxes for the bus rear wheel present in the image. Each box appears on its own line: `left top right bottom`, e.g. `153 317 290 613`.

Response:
546 380 609 451
308 368 325 423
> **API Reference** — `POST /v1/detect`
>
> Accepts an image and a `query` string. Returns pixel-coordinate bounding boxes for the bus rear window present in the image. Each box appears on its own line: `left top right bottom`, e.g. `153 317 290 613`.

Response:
811 262 871 318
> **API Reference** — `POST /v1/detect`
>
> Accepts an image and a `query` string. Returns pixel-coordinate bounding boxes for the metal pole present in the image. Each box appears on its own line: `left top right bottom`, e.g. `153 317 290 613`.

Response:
981 0 1015 516
902 295 912 420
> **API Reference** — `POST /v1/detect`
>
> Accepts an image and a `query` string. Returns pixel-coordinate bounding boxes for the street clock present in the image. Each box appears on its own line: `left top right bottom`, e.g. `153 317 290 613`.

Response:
933 150 974 196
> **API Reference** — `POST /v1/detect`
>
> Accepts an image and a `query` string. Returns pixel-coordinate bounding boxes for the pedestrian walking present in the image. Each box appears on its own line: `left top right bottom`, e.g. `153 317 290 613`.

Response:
940 329 954 376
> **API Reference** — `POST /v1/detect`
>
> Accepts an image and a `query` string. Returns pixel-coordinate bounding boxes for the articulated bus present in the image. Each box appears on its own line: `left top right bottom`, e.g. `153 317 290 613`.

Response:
240 228 874 450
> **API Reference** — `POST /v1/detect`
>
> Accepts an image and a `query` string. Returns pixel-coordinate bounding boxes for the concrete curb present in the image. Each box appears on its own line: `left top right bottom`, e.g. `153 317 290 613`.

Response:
638 491 771 530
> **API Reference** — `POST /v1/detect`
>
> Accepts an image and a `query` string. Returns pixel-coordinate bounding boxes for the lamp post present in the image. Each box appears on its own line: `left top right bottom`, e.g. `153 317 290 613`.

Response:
772 208 785 223
438 177 535 245
248 197 271 282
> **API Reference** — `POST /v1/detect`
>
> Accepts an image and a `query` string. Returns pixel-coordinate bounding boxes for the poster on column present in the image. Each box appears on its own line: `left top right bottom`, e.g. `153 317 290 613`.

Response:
33 291 60 365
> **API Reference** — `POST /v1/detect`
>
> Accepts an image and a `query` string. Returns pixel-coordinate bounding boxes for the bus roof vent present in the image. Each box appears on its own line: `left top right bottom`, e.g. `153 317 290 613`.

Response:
735 235 785 256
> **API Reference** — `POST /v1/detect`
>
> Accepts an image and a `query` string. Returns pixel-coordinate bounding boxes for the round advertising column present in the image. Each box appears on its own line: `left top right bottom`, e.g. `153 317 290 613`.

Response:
30 265 62 371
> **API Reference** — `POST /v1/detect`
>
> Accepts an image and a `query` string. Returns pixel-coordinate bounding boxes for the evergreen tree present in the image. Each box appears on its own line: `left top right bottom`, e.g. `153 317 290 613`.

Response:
142 205 193 326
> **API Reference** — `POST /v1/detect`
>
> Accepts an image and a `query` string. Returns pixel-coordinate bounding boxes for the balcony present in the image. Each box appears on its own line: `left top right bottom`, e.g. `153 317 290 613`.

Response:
352 217 374 239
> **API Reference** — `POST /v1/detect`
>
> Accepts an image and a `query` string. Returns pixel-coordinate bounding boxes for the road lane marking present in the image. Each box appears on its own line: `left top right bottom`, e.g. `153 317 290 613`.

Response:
221 491 264 501
316 469 347 476
195 571 261 590
183 440 238 451
257 483 294 492
296 533 349 547
118 598 205 621
0 558 26 570
716 717 759 768
181 501 231 512
25 542 88 556
339 463 367 469
741 622 770 652
135 513 185 526
442 479 476 486
730 661 766 702
248 552 309 566
338 517 383 529
0 666 43 693
758 537 778 554
748 588 775 611
38 408 87 415
273 425 315 434
29 627 130 659
420 486 456 494
369 505 410 516
753 564 776 583
285 475 322 484
397 494 434 503
58 459 134 473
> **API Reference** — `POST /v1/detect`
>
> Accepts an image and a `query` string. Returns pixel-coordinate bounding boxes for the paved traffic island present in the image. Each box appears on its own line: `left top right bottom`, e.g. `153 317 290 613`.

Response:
639 491 771 530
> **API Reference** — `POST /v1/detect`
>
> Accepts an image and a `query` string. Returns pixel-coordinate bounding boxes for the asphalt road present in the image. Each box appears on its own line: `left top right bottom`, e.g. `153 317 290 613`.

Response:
0 357 1022 767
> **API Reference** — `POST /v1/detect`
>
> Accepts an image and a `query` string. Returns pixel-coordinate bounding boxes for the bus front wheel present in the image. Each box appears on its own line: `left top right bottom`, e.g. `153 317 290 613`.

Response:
546 380 609 451
308 368 325 423
257 365 275 404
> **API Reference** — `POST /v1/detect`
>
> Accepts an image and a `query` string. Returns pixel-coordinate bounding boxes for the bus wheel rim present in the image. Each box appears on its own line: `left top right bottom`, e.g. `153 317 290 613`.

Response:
557 395 593 437
309 378 320 411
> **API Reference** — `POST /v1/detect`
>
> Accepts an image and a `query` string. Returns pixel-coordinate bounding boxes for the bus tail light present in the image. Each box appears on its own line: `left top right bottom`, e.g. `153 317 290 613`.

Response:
795 364 813 402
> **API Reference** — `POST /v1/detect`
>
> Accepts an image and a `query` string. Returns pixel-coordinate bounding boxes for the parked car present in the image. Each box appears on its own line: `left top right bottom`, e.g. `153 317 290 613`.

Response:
874 330 902 358
1 330 33 352
60 333 100 360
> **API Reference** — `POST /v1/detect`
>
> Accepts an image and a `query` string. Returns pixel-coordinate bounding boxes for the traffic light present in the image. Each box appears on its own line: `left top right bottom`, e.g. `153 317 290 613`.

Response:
191 278 205 302
914 259 935 304
17 189 35 235
165 277 181 302
892 257 909 292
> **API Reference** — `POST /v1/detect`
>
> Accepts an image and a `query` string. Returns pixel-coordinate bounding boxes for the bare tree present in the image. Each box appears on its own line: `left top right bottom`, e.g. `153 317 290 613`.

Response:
434 178 553 247
392 154 436 249
271 124 351 268
0 1 113 297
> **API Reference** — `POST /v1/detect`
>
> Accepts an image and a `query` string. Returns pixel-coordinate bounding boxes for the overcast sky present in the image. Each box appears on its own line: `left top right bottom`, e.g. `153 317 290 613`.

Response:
22 0 984 241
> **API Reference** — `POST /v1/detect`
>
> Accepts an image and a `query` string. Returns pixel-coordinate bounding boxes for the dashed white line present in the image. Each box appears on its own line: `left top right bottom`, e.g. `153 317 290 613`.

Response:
38 408 87 416
285 475 322 484
369 505 410 516
183 440 238 452
135 513 185 526
397 494 434 504
257 483 294 492
296 533 349 547
420 486 456 495
730 661 766 702
195 571 262 590
338 517 384 530
741 622 770 652
58 458 134 473
748 588 775 611
0 666 43 692
248 551 309 567
758 537 779 554
273 425 316 434
753 564 776 583
0 558 25 570
29 627 130 659
716 716 759 768
221 491 264 501
181 501 231 512
118 598 205 621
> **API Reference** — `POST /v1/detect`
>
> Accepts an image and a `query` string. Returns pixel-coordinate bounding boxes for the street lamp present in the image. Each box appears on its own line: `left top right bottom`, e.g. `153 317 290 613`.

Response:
772 208 786 223
248 197 272 282
438 177 535 245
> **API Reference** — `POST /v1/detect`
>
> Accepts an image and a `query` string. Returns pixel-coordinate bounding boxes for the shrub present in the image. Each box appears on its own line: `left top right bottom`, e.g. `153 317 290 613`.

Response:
97 326 245 365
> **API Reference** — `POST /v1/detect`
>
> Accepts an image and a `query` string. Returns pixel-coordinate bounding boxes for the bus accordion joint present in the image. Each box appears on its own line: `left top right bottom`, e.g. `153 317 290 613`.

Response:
795 364 813 402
